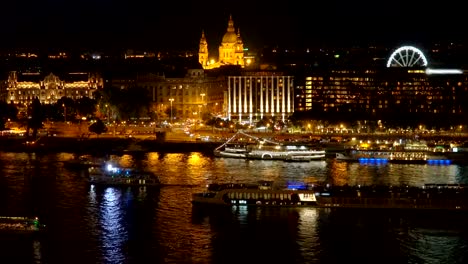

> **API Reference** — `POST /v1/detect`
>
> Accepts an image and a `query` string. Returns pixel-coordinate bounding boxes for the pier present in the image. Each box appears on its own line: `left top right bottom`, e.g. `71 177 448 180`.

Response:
313 184 468 211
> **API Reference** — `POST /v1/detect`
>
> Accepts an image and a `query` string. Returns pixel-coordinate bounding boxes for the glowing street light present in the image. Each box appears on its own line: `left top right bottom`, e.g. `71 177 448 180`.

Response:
62 103 66 123
200 93 206 115
198 105 202 120
169 98 174 123
105 104 109 124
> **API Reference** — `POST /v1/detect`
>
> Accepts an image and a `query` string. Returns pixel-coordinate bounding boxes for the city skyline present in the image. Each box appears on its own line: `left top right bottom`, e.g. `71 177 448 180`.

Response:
1 0 466 51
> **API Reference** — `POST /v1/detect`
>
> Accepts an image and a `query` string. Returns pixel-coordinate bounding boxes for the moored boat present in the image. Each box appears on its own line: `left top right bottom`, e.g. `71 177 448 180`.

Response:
214 131 326 161
192 182 468 211
87 162 160 187
245 143 325 161
192 181 318 206
214 143 250 158
0 216 45 235
335 149 451 164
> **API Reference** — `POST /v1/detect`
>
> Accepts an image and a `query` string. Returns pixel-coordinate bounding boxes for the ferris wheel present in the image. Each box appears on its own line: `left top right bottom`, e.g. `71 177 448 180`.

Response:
386 46 428 67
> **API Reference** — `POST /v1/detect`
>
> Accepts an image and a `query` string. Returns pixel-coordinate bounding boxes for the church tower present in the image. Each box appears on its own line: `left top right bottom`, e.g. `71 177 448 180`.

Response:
198 30 209 67
234 28 244 66
219 15 244 66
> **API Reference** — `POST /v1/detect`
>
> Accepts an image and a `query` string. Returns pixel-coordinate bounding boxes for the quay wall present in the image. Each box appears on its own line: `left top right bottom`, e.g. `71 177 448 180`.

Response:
0 137 219 154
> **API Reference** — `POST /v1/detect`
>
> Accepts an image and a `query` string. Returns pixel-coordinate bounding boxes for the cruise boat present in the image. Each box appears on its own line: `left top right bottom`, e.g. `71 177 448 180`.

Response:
214 131 326 161
335 149 451 164
87 162 160 187
0 216 45 234
192 182 468 211
214 143 250 158
192 181 318 207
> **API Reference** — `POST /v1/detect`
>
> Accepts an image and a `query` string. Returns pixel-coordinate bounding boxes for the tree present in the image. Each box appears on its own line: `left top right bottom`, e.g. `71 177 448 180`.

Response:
206 117 217 133
119 86 151 121
26 97 44 139
88 119 108 137
0 102 18 131
76 97 97 118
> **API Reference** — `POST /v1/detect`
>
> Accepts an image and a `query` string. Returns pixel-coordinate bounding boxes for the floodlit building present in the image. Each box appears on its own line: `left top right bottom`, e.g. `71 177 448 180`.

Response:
227 71 294 123
137 69 226 120
199 15 245 69
295 46 468 121
6 71 103 110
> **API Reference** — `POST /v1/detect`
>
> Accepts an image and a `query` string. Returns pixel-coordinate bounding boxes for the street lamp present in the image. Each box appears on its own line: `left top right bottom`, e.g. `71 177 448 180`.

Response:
169 98 174 123
200 93 205 104
105 104 109 124
200 93 206 116
62 103 66 123
198 105 202 120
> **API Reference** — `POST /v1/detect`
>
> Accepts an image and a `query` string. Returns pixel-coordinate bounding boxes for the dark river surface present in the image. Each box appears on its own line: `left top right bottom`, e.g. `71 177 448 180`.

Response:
0 151 468 264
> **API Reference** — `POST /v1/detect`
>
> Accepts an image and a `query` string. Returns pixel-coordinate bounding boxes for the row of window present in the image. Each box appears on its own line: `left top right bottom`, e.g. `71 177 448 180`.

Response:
11 90 89 95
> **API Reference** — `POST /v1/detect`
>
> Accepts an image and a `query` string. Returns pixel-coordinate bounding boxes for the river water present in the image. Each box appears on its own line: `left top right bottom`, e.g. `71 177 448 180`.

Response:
0 151 467 264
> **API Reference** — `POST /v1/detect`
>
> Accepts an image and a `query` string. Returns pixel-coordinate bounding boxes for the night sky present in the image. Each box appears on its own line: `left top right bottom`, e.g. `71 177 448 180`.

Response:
1 0 466 51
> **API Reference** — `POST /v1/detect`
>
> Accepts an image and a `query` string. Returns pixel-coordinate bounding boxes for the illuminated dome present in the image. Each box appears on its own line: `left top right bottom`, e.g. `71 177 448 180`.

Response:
198 15 244 69
221 16 237 44
222 32 237 44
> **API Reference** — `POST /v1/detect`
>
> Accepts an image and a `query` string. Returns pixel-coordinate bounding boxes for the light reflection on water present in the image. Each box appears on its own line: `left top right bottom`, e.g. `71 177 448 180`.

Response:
100 187 128 264
0 151 467 263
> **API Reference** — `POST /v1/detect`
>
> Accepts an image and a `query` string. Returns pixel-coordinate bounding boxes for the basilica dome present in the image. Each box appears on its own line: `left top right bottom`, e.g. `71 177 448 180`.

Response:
198 15 244 69
222 31 237 44
221 15 237 44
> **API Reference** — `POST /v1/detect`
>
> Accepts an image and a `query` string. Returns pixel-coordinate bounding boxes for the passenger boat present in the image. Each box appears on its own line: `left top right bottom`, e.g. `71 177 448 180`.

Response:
0 216 45 234
214 131 326 161
192 181 318 206
214 143 250 158
335 149 451 164
192 182 468 211
246 142 326 161
87 162 160 187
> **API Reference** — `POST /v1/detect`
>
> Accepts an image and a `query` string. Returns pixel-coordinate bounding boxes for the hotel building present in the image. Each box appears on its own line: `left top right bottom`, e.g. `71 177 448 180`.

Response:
227 71 294 123
295 46 468 122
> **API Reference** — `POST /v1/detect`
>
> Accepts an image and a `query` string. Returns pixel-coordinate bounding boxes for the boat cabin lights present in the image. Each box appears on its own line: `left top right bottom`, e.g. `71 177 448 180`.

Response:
427 159 451 165
106 163 119 173
287 182 308 190
358 157 389 163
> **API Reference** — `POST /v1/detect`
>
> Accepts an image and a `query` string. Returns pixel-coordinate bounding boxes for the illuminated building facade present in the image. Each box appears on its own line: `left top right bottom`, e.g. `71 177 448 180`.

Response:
199 15 244 69
137 69 226 120
296 68 468 119
294 46 468 121
227 72 294 123
6 71 103 107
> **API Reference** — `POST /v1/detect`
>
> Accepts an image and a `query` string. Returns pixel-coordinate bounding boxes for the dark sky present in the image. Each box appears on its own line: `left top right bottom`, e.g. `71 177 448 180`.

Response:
1 0 466 51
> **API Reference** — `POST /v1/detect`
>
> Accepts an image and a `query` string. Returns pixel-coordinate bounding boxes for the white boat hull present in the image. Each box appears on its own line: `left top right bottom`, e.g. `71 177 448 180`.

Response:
214 131 326 162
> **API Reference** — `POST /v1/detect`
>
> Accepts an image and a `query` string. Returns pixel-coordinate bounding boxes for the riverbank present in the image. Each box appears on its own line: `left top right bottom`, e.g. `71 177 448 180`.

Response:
0 136 220 154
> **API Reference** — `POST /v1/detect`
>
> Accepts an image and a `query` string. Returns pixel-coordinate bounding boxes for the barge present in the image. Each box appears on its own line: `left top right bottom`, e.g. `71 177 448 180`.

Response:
192 182 468 211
